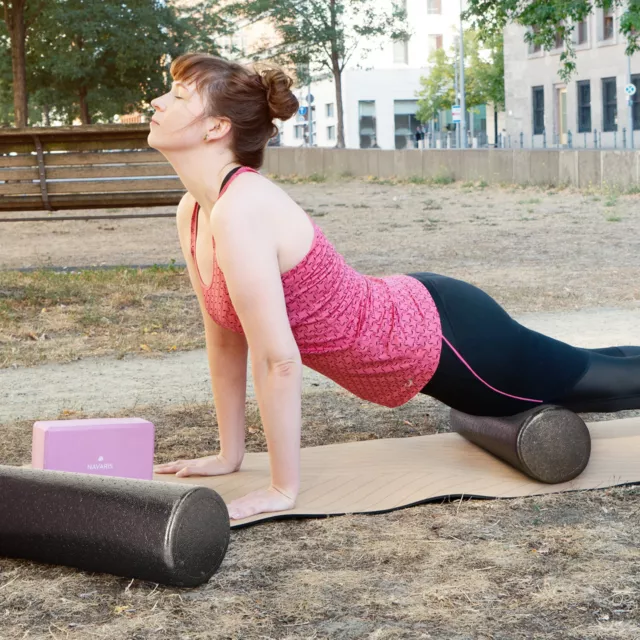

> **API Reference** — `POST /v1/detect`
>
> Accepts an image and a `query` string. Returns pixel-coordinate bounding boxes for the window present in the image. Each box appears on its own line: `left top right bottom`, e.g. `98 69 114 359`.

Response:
327 125 336 141
577 80 591 133
632 74 640 130
393 38 409 64
602 9 615 40
428 34 443 53
554 26 564 49
532 86 545 134
359 101 377 149
529 27 542 54
325 103 335 118
394 100 419 149
427 0 441 14
576 19 588 45
294 125 305 140
602 77 617 131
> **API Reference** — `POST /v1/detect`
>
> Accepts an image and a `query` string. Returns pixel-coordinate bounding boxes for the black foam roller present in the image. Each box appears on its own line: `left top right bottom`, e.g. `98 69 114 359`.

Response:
0 466 230 587
449 405 591 484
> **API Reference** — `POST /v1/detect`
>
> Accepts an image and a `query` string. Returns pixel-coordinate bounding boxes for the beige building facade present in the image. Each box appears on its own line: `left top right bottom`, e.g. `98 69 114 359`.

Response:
504 5 640 149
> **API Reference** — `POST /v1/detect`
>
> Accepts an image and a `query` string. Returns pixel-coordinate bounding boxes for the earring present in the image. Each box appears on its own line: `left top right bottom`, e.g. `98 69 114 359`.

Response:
204 133 208 140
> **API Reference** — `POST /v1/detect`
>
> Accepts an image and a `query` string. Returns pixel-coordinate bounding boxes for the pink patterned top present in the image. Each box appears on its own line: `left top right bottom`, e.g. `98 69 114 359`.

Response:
190 167 442 408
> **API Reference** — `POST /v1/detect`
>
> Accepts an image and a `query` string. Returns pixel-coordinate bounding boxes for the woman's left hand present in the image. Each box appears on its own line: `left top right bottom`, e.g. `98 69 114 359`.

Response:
227 485 296 520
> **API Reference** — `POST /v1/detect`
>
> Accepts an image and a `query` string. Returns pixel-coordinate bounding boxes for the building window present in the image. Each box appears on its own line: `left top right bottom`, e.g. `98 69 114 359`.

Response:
393 38 409 64
428 34 443 53
327 125 336 141
632 74 640 130
532 86 545 134
427 0 441 14
602 77 617 131
359 101 377 149
394 100 419 150
602 9 615 40
576 19 589 45
325 103 335 118
529 27 542 54
554 27 564 49
577 80 591 133
294 124 305 140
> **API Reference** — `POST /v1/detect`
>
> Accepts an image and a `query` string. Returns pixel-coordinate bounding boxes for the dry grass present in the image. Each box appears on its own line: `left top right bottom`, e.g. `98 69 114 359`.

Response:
1 390 639 639
1 178 640 638
2 178 640 370
0 266 202 368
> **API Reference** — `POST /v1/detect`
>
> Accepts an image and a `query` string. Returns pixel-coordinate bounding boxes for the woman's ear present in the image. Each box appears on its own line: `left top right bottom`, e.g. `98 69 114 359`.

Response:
206 118 232 141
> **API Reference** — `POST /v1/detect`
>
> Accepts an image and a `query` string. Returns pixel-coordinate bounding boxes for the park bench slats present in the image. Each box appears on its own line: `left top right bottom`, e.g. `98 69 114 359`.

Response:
0 125 186 214
3 177 184 196
0 163 178 181
2 192 182 212
0 150 168 169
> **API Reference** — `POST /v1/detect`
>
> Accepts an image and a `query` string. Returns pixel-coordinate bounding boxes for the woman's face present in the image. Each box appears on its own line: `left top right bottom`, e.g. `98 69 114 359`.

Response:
148 79 207 151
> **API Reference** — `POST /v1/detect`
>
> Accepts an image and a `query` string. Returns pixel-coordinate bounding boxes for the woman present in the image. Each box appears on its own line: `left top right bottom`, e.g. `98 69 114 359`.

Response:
151 53 640 521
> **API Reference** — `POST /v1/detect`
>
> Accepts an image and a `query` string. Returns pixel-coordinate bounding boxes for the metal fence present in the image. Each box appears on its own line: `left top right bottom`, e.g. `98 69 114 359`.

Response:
410 128 638 151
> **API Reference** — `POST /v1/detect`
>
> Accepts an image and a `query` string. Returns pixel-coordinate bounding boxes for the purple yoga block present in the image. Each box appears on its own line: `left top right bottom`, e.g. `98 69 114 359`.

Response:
32 418 155 480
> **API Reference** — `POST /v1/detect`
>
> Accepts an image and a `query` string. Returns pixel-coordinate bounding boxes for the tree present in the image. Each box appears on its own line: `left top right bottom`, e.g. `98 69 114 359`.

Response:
463 0 640 82
224 0 411 148
416 30 504 128
1 0 232 127
2 0 49 127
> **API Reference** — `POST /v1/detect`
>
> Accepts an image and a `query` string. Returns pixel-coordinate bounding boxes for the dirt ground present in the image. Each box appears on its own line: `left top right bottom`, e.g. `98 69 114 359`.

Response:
3 177 640 313
1 177 640 639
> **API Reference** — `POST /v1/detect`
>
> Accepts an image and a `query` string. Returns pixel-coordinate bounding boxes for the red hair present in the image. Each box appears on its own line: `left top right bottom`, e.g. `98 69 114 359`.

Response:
170 53 299 168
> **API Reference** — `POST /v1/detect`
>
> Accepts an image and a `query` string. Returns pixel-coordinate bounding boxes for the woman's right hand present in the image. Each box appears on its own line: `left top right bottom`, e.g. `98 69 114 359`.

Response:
154 453 241 477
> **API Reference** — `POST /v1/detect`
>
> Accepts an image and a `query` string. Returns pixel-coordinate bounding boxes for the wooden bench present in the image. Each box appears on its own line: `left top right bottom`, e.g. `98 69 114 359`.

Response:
0 125 185 220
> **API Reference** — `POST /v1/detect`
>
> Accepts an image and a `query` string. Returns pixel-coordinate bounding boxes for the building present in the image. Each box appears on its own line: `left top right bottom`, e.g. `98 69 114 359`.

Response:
504 5 640 148
273 0 495 149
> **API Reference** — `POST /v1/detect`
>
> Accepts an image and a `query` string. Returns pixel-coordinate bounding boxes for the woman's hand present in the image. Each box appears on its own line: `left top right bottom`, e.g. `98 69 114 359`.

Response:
227 485 296 520
154 453 241 478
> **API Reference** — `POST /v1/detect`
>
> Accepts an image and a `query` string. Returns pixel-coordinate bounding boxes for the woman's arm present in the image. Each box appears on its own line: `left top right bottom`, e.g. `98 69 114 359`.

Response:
156 194 248 475
211 194 303 519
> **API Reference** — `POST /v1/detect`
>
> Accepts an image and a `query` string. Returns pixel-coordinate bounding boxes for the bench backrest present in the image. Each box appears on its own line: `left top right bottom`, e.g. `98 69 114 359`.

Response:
0 124 185 213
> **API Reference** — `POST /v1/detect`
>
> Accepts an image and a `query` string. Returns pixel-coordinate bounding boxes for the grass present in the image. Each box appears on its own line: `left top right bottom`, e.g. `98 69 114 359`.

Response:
2 179 640 637
422 198 442 211
0 266 202 368
0 394 638 638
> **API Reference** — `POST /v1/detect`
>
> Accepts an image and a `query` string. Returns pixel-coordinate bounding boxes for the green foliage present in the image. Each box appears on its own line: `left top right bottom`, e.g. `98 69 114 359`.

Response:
416 29 504 123
464 0 640 82
225 0 410 77
223 0 411 146
1 0 233 126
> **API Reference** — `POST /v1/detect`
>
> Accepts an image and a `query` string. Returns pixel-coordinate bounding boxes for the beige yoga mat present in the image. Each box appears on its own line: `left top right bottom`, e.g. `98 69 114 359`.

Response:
154 417 640 528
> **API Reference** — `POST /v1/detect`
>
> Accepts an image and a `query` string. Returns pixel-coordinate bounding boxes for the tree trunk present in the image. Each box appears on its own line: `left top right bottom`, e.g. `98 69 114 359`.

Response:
332 56 345 149
79 86 91 125
6 0 29 127
43 103 50 126
328 0 345 149
494 106 498 146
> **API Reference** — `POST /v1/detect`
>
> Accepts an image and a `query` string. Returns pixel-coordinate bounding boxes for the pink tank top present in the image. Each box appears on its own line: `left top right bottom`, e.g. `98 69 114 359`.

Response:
190 167 442 408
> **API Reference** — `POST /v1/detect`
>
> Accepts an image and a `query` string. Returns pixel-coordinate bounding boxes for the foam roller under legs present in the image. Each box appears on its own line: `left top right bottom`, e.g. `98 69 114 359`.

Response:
0 466 230 587
449 405 591 484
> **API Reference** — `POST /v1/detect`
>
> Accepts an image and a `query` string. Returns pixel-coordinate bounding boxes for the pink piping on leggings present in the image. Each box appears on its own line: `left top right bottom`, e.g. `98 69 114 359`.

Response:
442 336 544 404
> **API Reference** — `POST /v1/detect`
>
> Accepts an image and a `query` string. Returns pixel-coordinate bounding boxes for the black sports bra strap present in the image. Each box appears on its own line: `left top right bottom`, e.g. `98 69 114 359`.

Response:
219 166 244 196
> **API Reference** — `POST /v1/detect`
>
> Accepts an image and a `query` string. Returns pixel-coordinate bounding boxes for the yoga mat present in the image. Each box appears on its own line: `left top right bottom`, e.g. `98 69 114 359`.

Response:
155 417 640 528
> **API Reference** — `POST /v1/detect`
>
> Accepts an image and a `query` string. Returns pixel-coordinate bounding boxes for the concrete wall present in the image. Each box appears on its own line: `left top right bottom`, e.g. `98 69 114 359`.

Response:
263 148 640 189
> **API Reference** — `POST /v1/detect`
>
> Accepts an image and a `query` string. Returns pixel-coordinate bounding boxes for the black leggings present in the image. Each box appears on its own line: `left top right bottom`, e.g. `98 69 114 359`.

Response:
407 272 640 416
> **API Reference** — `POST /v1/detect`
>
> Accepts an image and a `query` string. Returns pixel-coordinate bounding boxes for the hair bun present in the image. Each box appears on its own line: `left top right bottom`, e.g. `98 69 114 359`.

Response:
256 67 299 122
